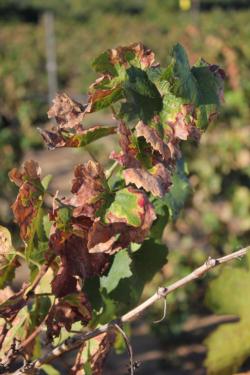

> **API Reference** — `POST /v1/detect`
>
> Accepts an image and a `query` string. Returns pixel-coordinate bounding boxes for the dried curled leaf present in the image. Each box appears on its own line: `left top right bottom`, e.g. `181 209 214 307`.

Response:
168 104 201 142
9 160 43 241
0 286 27 320
89 332 115 375
110 122 141 168
124 163 171 197
87 219 123 255
0 226 13 268
49 229 109 297
39 125 116 150
69 161 107 218
135 121 170 161
48 93 86 129
46 292 92 340
9 159 41 187
70 332 115 375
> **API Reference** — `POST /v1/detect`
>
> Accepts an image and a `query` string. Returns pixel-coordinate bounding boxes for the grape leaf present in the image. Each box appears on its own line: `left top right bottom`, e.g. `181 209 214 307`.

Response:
1 306 30 353
162 158 190 220
105 187 145 227
100 250 132 293
0 225 15 269
120 66 163 122
110 239 168 310
41 364 60 375
162 43 224 106
70 332 115 375
92 42 156 73
47 93 86 129
9 161 52 264
40 125 116 149
204 250 250 375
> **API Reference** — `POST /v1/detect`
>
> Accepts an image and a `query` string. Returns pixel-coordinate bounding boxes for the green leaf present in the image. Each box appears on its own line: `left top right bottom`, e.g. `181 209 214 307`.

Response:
160 88 183 124
0 257 19 289
100 250 132 293
121 66 163 122
98 293 117 325
162 43 223 107
92 50 117 75
73 126 116 146
150 201 169 243
162 43 197 103
41 364 60 375
43 213 52 239
35 208 48 242
204 250 250 374
56 207 72 227
191 65 222 106
161 159 190 220
89 88 124 112
105 188 143 227
110 239 168 309
41 174 52 190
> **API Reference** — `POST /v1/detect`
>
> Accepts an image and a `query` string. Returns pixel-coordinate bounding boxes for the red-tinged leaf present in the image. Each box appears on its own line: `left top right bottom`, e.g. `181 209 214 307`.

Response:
88 189 156 254
38 128 65 149
46 292 92 340
135 121 170 161
110 42 156 69
39 125 116 150
86 82 123 113
49 230 109 297
123 163 171 197
9 160 44 242
102 188 156 245
168 104 201 142
105 187 155 227
88 219 123 255
66 126 116 147
89 43 158 113
51 265 78 298
93 42 156 74
9 159 41 187
48 93 86 129
11 184 42 242
110 122 140 168
69 161 107 218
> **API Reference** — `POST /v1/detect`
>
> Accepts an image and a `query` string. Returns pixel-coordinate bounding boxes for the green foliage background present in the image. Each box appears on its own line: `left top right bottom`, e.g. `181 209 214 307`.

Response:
1 1 250 373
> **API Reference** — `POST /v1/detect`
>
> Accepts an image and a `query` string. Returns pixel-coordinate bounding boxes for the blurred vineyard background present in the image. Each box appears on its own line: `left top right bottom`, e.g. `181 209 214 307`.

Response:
1 0 250 374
